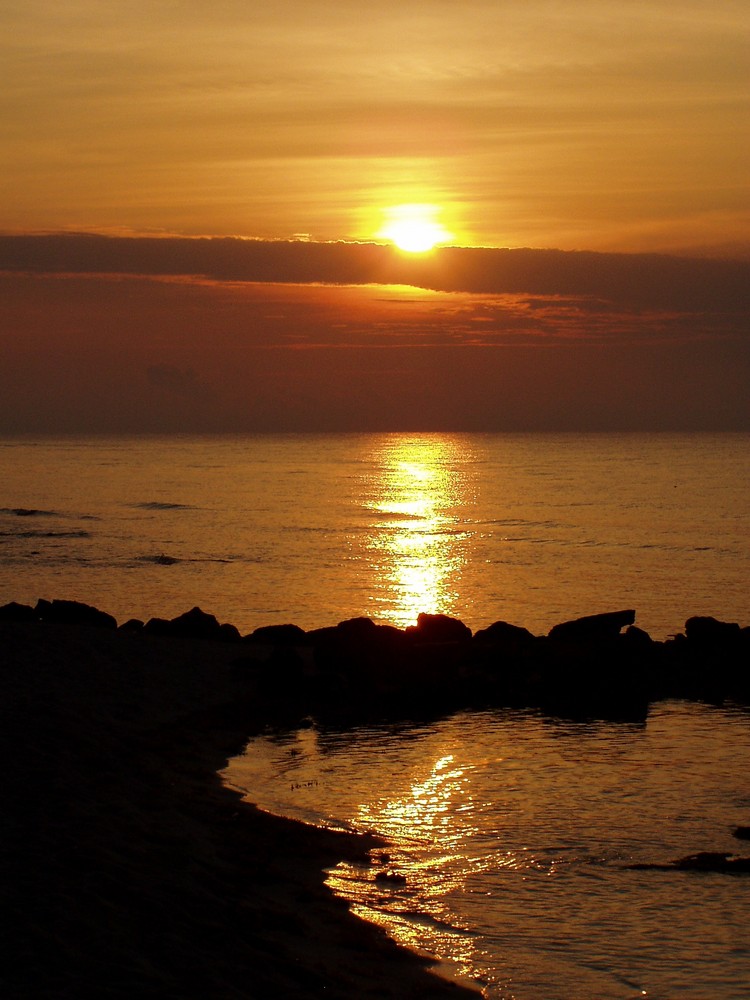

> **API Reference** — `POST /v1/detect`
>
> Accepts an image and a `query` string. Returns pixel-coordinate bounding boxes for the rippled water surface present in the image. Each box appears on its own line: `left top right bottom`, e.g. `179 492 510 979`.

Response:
4 433 749 996
226 702 750 1000
1 432 748 636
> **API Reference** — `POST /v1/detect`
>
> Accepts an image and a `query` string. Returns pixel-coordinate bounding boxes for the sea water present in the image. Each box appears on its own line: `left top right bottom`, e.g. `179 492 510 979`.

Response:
1 432 747 637
3 432 749 998
226 702 750 1000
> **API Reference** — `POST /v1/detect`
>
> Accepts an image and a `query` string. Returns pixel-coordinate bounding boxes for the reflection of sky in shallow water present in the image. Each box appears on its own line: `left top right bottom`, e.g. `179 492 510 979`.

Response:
364 435 474 628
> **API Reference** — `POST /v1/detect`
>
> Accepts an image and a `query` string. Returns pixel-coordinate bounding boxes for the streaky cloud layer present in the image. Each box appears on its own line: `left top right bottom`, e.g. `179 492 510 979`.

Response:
1 233 748 312
1 234 748 434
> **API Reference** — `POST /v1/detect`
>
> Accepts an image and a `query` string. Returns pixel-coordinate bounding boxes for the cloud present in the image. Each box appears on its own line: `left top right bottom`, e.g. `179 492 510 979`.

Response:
1 234 748 313
0 243 747 434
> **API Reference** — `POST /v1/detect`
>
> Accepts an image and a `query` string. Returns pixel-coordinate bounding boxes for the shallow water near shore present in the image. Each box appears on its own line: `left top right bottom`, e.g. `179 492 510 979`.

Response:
1 431 748 637
226 701 750 1000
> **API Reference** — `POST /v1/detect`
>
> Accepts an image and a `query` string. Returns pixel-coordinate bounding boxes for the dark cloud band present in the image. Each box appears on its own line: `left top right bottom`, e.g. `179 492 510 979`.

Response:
1 233 747 312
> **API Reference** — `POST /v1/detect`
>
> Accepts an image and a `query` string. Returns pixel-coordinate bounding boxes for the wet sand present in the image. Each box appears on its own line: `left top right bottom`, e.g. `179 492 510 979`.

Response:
2 622 476 998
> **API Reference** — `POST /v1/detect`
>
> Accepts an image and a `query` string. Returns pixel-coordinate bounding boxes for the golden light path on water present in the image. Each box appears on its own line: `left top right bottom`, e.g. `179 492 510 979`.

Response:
226 699 750 998
327 756 473 974
325 746 518 989
337 438 492 977
364 435 472 629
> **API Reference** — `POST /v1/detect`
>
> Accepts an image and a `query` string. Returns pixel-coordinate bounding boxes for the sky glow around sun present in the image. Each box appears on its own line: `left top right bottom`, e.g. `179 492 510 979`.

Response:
1 2 747 255
0 2 748 436
377 205 454 253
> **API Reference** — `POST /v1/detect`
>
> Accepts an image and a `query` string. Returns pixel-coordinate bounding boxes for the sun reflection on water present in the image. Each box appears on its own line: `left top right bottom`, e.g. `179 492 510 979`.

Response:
357 753 473 848
327 750 487 983
364 435 474 628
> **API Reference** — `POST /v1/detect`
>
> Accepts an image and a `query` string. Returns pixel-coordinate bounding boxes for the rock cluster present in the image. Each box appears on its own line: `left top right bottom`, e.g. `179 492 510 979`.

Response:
2 600 748 721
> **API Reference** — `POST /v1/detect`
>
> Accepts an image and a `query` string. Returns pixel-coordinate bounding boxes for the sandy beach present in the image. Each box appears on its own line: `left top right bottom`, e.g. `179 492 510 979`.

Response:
2 620 476 999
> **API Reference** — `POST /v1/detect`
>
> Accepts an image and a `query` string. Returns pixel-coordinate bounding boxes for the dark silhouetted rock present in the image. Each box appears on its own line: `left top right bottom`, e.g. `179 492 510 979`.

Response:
308 618 408 657
169 607 223 640
0 601 36 622
526 635 651 722
334 616 380 640
119 618 144 631
245 623 308 645
335 617 407 650
307 618 410 703
674 852 750 873
685 616 741 645
255 646 310 699
621 625 654 647
305 625 339 647
548 609 635 642
143 616 172 636
406 613 472 643
629 851 750 873
308 617 379 650
661 616 750 702
34 599 117 630
142 606 240 642
217 622 241 643
473 620 536 645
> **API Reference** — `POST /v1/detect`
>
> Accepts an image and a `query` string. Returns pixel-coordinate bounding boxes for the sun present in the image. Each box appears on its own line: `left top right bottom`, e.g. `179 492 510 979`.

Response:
377 204 453 254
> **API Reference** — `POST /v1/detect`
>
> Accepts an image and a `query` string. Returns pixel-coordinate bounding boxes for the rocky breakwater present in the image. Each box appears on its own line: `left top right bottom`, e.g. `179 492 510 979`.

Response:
1 599 478 999
3 598 749 723
239 606 750 722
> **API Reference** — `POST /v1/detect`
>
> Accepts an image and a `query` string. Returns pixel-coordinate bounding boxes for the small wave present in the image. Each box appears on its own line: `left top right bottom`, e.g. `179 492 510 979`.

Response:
484 518 566 530
0 529 91 539
0 507 61 517
134 553 241 566
282 525 333 533
387 910 477 938
133 501 194 511
0 507 99 521
366 510 427 522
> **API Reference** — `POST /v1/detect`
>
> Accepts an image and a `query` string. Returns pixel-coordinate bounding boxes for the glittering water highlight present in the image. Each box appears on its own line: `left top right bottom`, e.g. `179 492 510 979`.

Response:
227 702 750 999
2 432 748 638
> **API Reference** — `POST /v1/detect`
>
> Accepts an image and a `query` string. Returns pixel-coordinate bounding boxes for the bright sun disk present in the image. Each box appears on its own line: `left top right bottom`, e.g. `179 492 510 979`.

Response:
378 204 453 253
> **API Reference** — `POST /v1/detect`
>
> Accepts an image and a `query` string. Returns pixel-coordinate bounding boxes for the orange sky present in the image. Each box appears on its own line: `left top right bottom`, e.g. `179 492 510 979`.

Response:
2 0 748 254
1 4 748 433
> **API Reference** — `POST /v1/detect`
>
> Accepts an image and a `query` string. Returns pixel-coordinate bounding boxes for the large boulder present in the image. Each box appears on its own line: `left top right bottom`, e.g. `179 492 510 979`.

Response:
547 609 636 643
0 601 37 623
34 599 117 630
308 617 408 655
620 624 654 647
684 616 742 645
406 613 472 643
629 851 750 873
143 606 240 642
473 620 535 645
245 623 308 645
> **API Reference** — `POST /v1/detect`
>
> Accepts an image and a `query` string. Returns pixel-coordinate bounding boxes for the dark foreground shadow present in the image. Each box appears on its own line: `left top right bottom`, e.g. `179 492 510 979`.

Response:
1 619 477 999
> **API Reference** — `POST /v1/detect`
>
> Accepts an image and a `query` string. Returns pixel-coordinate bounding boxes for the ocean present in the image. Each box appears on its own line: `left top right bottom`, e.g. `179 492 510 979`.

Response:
1 432 747 637
3 431 749 998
